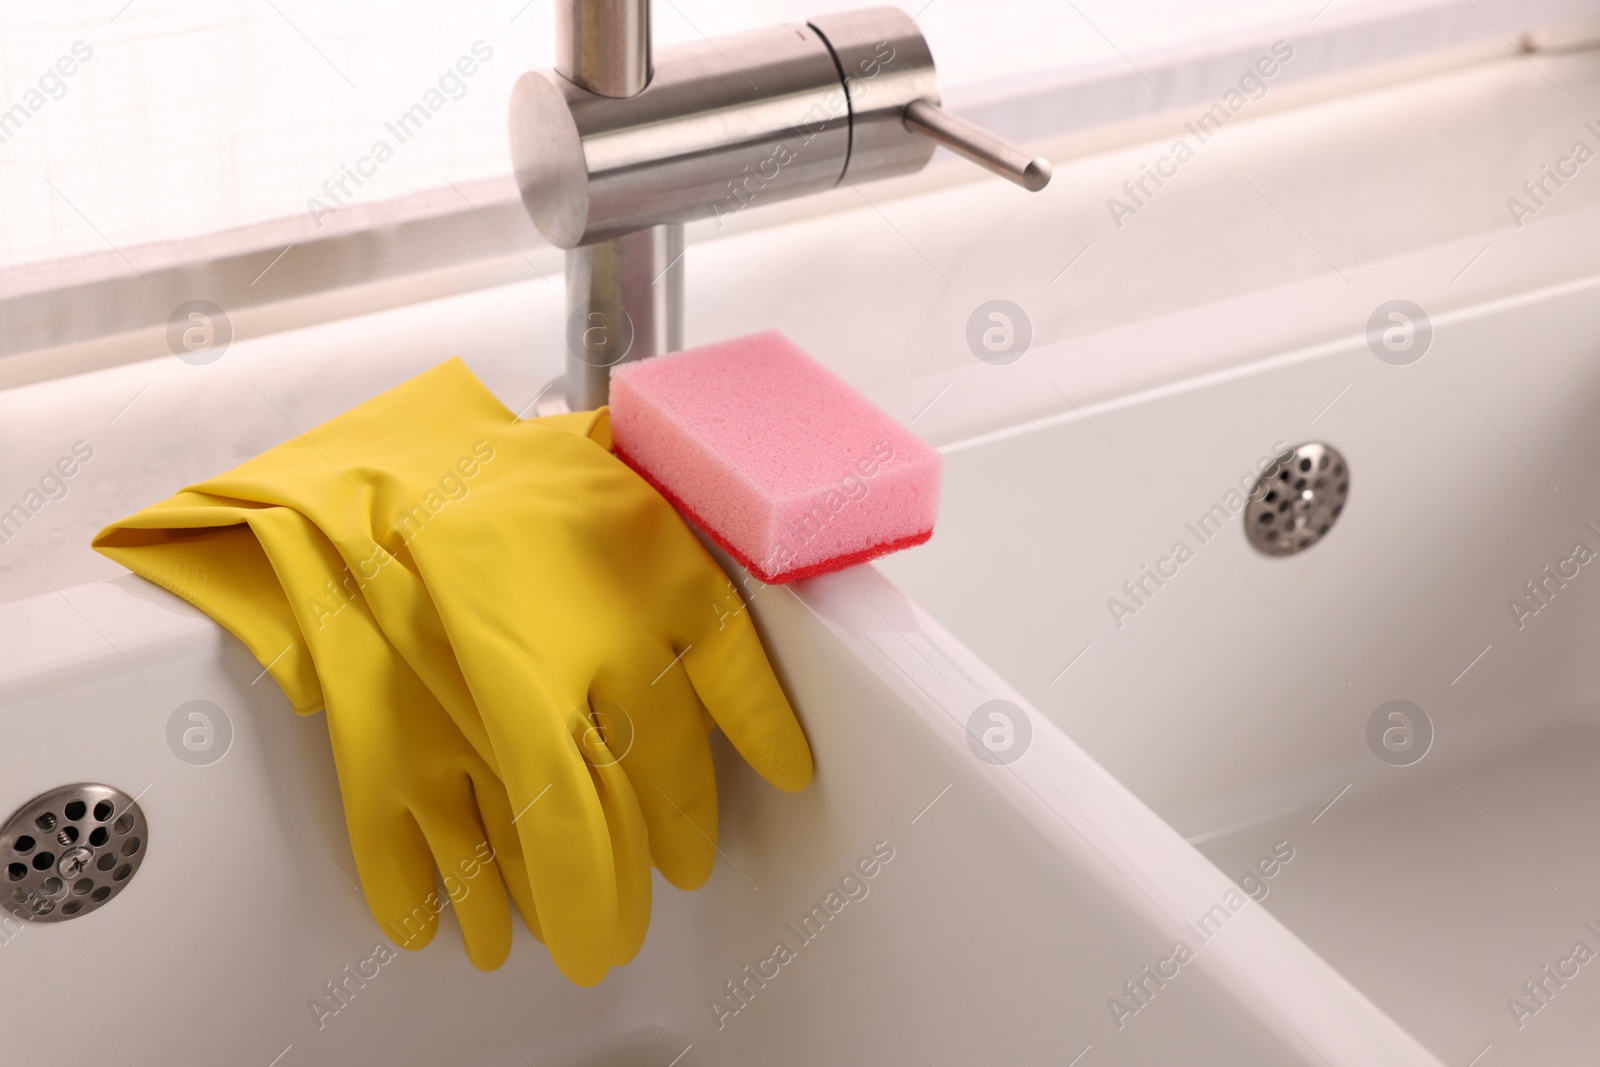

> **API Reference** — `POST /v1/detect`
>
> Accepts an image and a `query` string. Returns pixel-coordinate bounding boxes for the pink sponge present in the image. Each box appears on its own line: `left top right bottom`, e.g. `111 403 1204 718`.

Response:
609 331 941 584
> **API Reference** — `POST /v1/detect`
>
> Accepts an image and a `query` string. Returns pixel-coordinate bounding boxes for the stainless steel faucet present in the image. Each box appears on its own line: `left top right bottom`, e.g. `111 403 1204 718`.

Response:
511 1 1052 410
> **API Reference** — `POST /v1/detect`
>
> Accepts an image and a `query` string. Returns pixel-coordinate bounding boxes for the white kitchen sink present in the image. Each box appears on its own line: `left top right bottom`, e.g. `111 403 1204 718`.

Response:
6 57 1600 1062
878 255 1600 1066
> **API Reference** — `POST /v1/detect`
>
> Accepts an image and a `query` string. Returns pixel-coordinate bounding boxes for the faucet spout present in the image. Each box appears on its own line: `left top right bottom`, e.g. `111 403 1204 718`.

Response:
512 4 1052 409
902 100 1052 191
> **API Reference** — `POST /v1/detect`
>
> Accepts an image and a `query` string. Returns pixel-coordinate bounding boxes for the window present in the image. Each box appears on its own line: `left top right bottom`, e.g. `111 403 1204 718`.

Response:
1 0 1591 280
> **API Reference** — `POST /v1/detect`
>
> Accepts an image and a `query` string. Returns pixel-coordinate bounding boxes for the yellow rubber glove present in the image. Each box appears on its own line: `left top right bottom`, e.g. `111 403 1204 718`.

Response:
94 501 537 970
95 358 813 986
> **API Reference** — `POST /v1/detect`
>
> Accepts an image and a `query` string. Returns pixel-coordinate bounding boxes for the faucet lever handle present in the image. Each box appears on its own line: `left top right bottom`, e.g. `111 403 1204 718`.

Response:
901 100 1051 192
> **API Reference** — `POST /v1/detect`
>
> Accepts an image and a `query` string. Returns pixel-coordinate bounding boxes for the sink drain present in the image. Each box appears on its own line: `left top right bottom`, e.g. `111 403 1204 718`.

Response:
1244 442 1349 556
3 784 148 923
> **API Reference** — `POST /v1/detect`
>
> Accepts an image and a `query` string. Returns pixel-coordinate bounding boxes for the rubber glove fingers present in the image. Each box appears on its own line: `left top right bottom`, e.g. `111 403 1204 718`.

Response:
534 423 813 796
464 671 620 987
588 658 720 892
681 585 813 794
405 770 515 972
338 800 442 954
333 746 512 972
253 508 520 973
469 762 544 945
573 723 653 967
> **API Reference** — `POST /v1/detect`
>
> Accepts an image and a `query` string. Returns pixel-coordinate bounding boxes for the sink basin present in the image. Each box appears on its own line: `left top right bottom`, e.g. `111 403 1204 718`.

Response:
878 258 1600 1066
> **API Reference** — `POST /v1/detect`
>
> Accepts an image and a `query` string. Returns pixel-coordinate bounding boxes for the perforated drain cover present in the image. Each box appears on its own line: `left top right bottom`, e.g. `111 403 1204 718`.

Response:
3 784 148 922
1244 442 1349 556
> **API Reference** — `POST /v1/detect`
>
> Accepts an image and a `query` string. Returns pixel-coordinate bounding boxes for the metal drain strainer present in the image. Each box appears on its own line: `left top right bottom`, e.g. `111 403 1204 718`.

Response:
3 784 148 923
1245 442 1349 556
